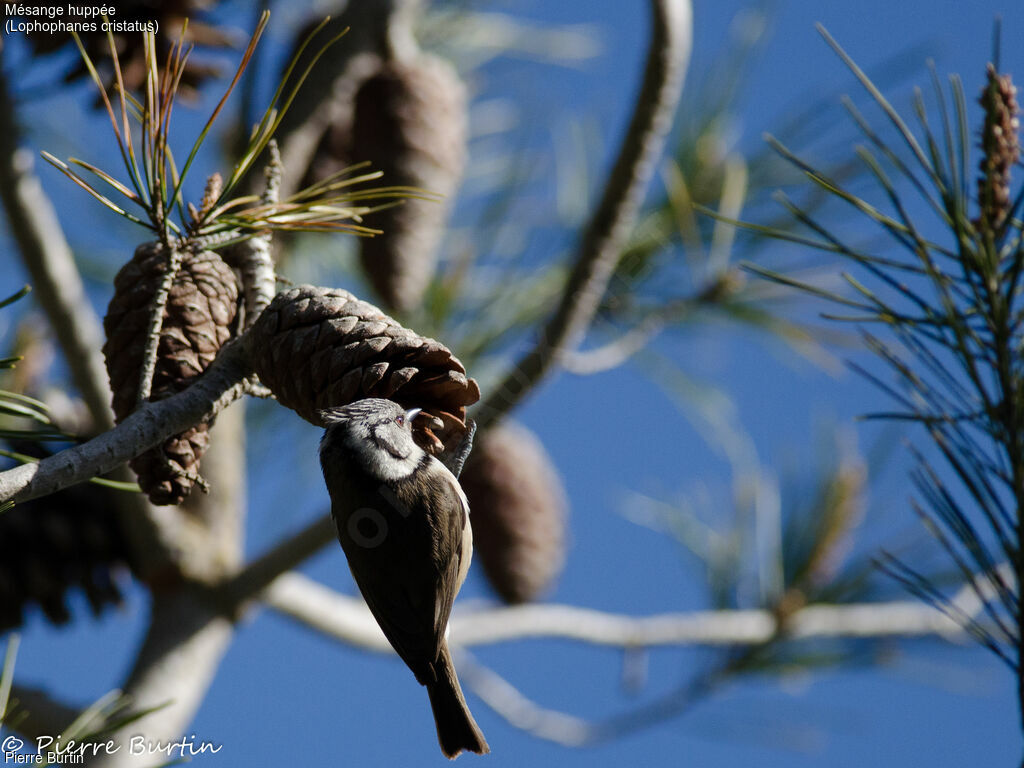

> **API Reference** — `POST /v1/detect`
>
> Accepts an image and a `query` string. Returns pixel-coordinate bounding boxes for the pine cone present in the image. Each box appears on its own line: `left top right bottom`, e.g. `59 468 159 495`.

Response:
299 52 384 188
976 64 1020 233
21 0 231 102
460 422 568 604
103 242 240 505
0 466 135 631
350 54 467 312
249 285 479 453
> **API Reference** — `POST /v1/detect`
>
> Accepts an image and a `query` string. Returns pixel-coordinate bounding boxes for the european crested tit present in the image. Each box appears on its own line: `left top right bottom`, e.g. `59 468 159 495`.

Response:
318 398 489 759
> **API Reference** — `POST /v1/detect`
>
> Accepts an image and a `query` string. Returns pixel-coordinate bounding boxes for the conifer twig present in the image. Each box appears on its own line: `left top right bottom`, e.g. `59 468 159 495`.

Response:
476 0 693 429
0 336 253 504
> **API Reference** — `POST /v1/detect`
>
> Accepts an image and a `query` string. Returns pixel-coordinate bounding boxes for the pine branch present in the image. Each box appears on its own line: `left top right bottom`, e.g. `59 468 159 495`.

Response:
224 142 280 331
475 0 692 430
718 28 1024 716
0 335 252 505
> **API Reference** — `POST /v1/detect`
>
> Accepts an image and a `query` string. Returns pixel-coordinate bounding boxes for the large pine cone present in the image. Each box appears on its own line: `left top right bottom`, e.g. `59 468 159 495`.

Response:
103 243 239 505
350 54 467 313
0 471 134 631
250 285 479 453
460 422 568 604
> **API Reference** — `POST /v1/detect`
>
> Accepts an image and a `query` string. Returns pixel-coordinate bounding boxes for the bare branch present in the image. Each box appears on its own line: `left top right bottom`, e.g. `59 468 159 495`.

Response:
458 646 718 747
560 316 665 375
90 591 235 768
216 513 337 610
264 572 392 652
454 598 972 646
476 0 693 429
263 571 972 652
561 272 746 375
0 337 253 504
263 569 991 748
453 650 593 747
92 405 247 767
0 64 114 431
261 570 984 747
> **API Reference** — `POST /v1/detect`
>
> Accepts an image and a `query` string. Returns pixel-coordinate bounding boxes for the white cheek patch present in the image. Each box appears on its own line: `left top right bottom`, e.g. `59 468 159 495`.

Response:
367 448 416 482
336 423 415 482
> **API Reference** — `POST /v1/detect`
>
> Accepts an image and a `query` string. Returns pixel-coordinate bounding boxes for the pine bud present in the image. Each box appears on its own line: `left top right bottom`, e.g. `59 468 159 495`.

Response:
976 64 1020 233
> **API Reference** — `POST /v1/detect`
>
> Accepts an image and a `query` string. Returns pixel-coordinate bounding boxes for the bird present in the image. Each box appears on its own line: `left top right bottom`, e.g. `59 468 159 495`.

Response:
318 398 489 759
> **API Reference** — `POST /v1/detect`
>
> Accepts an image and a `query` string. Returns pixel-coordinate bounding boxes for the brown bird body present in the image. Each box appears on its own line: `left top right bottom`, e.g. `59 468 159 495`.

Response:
319 400 488 758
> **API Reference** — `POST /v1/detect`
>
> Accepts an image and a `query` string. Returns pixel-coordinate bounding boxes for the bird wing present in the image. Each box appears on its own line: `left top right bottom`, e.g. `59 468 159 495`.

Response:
330 461 467 684
421 460 470 645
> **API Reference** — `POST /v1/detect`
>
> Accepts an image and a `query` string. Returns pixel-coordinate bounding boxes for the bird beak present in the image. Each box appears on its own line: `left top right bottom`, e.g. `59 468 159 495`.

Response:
405 407 422 424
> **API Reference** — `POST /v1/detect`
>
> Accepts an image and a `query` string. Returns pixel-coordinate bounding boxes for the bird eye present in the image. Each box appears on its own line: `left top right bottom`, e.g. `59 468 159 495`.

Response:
395 415 405 426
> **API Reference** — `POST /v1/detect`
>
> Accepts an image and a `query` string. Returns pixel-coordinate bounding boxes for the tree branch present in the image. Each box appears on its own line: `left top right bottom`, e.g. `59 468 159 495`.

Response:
226 142 279 331
262 570 989 748
452 598 970 646
0 58 186 578
92 403 248 767
0 61 114 431
273 1 409 198
456 646 720 747
215 513 337 611
262 571 971 653
475 0 693 430
265 572 392 651
0 336 253 504
453 649 595 746
459 569 1017 747
89 591 235 768
560 316 666 375
560 271 745 375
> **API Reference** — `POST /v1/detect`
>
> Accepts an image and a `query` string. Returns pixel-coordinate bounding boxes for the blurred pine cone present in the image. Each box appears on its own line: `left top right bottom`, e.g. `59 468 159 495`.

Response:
300 51 384 186
20 0 232 101
249 284 479 453
103 242 240 505
460 422 568 604
348 54 467 313
0 445 135 631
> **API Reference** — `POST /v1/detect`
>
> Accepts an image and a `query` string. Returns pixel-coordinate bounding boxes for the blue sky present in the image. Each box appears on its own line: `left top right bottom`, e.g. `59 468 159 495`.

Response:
2 0 1023 766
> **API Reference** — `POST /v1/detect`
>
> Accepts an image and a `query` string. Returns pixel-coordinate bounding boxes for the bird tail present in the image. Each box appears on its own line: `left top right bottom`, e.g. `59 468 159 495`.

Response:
426 644 489 759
